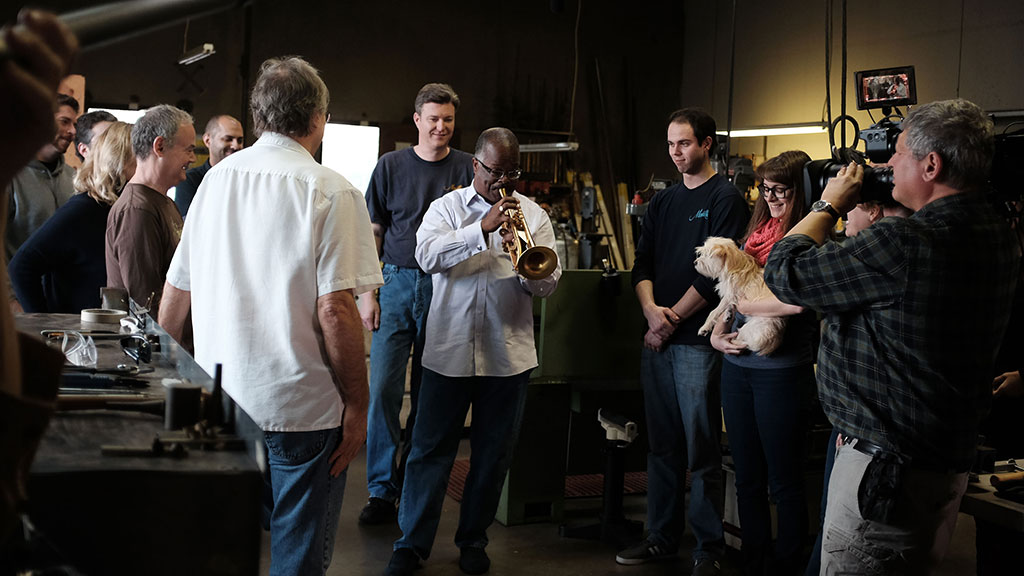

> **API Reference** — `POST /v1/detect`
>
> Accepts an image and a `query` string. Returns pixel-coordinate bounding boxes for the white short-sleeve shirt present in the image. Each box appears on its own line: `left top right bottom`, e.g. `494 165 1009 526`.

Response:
166 132 383 431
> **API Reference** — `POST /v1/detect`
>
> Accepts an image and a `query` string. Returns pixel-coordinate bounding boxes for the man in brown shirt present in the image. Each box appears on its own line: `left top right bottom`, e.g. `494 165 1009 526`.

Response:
105 104 195 319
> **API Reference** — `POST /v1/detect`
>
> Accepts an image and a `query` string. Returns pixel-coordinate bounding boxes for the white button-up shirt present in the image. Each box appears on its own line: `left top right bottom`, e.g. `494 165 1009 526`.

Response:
415 184 560 378
166 132 383 431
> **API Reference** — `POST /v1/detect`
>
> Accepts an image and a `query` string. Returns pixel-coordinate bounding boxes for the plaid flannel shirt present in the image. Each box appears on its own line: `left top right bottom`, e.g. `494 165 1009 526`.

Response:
765 193 1019 470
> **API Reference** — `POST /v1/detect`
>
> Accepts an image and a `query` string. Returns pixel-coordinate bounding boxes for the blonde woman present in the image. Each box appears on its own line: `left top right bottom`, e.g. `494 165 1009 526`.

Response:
10 122 134 312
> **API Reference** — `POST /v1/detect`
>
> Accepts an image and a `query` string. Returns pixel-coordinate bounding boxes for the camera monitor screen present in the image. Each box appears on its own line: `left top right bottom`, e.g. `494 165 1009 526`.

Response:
855 66 917 110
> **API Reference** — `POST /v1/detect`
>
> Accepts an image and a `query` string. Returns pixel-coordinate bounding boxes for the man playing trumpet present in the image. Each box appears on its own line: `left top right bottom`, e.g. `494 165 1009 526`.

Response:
384 127 560 576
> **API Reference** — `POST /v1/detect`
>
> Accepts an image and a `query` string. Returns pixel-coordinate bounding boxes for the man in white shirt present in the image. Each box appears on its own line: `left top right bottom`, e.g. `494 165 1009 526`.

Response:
384 128 560 576
159 57 382 576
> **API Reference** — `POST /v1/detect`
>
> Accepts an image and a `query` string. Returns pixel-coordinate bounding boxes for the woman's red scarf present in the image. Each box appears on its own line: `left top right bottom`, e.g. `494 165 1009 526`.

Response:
744 218 784 266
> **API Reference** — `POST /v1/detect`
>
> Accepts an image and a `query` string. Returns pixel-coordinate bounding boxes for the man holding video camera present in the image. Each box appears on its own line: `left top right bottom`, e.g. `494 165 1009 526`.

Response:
764 99 1019 575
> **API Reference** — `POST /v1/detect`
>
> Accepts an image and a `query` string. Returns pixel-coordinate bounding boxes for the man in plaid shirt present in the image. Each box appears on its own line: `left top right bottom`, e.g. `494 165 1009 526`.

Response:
764 99 1019 575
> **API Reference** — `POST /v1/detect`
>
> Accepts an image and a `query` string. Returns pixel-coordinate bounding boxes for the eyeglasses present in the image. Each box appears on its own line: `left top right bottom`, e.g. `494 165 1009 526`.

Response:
758 184 792 199
475 158 522 181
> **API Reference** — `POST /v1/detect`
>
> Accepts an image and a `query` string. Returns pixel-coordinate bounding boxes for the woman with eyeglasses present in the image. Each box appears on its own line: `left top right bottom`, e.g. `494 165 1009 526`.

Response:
9 122 135 312
710 150 819 576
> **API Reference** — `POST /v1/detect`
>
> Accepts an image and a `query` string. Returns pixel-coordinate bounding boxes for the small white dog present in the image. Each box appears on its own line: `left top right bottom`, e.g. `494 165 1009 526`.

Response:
694 237 786 355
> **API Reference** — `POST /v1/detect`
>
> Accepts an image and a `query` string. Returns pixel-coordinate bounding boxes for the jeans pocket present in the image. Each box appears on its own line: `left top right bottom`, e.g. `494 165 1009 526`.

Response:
382 263 396 285
264 430 330 465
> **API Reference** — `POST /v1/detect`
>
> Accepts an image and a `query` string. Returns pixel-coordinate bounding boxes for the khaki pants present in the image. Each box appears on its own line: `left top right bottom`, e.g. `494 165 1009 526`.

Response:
821 443 967 576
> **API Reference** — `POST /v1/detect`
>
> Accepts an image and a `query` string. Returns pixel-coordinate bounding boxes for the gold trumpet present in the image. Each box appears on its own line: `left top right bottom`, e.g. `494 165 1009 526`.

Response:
499 188 558 280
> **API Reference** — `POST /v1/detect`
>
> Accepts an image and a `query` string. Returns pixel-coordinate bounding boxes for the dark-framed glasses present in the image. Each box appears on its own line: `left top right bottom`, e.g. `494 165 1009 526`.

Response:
475 158 522 181
758 184 792 199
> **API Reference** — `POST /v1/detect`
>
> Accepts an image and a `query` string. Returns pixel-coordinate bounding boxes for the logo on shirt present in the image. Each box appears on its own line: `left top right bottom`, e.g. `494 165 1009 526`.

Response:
690 209 709 222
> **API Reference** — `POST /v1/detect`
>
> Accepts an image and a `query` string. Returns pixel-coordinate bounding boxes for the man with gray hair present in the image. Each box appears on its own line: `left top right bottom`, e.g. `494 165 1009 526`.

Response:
73 109 117 162
105 104 193 318
358 82 474 526
764 99 1019 574
173 114 244 218
159 57 381 576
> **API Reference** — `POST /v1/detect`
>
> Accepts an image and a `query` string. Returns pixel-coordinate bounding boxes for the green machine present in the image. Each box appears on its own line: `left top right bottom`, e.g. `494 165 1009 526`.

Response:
496 269 646 526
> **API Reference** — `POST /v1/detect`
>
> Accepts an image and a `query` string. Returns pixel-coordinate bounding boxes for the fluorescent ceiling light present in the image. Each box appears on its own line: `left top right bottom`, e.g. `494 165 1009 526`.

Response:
717 124 827 138
520 141 579 153
178 43 215 66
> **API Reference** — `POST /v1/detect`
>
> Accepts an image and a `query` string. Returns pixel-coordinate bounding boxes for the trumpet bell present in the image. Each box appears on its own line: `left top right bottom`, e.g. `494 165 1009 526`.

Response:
516 245 558 280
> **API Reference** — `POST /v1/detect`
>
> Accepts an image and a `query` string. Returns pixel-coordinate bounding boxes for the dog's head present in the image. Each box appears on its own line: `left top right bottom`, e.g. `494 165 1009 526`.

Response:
694 236 748 280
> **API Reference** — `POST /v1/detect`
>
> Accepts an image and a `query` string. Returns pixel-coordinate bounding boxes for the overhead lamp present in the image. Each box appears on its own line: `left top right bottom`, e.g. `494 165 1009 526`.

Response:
717 123 827 138
178 43 215 66
520 141 580 153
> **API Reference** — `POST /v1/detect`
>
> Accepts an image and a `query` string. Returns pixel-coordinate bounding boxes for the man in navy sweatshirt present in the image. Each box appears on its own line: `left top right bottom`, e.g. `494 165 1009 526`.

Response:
620 108 749 576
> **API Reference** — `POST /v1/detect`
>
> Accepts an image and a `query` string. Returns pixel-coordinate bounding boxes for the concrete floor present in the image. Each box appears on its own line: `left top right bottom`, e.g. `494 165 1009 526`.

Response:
257 331 981 574
257 440 981 576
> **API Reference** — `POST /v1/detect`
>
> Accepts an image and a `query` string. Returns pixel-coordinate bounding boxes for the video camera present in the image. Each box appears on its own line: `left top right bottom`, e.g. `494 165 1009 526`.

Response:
805 66 1024 218
803 66 916 209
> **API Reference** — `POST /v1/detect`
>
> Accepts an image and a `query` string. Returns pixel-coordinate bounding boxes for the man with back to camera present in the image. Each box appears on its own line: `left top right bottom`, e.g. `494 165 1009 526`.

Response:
764 98 1018 575
357 83 474 525
73 109 116 162
159 56 382 576
173 114 244 218
384 127 560 576
621 108 749 575
104 104 193 319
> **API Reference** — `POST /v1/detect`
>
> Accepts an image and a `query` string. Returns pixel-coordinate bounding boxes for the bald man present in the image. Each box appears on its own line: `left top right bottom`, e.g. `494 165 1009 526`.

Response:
174 114 244 218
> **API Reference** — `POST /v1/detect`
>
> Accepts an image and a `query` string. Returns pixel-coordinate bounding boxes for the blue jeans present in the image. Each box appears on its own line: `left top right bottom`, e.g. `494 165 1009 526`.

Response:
263 427 346 576
641 344 725 562
721 361 812 575
366 264 432 502
395 368 530 559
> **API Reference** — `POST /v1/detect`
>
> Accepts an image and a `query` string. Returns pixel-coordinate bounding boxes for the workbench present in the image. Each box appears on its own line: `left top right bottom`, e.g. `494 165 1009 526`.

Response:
18 313 263 576
961 471 1024 533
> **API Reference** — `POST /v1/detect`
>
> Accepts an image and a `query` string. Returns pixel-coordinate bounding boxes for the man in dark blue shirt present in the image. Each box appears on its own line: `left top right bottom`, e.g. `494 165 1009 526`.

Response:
621 108 748 575
357 83 474 526
765 99 1019 574
173 114 244 218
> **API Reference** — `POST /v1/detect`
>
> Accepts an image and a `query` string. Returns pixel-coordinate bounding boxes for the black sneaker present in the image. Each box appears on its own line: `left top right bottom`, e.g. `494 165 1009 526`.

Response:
615 539 677 565
692 558 721 576
459 546 490 575
383 548 419 576
359 497 397 525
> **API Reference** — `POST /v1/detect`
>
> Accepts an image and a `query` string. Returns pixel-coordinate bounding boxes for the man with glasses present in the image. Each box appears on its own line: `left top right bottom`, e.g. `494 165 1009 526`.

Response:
358 83 474 526
384 128 559 576
622 108 748 575
766 99 1018 575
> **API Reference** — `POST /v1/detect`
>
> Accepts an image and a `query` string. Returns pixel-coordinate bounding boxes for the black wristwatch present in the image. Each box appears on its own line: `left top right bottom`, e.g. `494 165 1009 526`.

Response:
811 199 840 220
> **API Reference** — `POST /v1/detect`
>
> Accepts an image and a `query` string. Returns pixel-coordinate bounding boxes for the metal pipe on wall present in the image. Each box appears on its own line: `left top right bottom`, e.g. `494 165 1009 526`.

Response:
60 0 241 51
